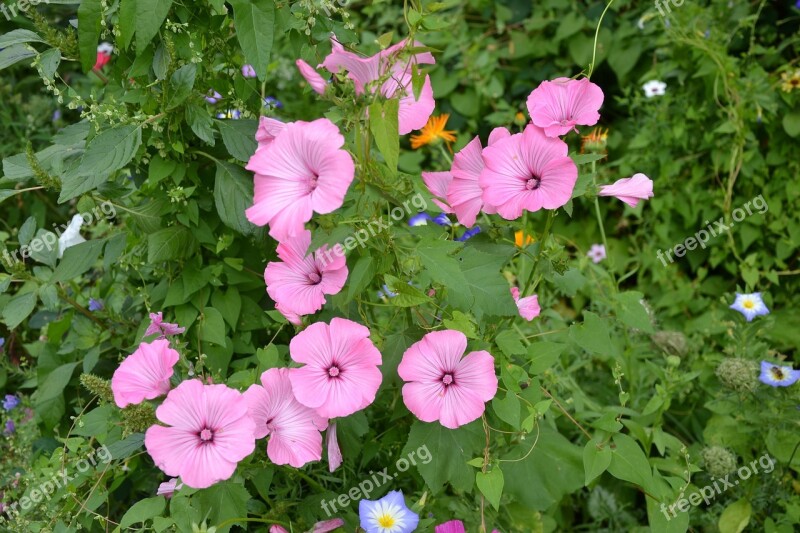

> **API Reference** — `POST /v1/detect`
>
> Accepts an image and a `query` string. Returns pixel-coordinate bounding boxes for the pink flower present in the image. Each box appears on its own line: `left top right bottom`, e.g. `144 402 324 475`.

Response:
526 77 604 137
587 243 606 263
270 527 289 533
289 318 383 418
144 380 256 489
479 124 578 220
244 368 328 468
111 339 179 408
156 478 183 498
242 64 257 78
144 312 185 337
321 38 436 134
94 42 113 70
445 127 510 226
264 229 348 316
436 521 466 533
296 59 328 94
312 518 346 532
275 303 303 326
421 171 454 213
510 287 541 321
254 117 286 153
245 118 355 241
398 330 498 429
326 421 343 472
598 173 654 208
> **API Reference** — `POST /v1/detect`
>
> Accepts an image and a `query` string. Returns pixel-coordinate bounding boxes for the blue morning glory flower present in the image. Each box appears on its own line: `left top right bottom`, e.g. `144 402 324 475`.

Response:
408 213 432 226
263 96 283 109
432 213 451 226
205 90 222 104
456 226 481 242
217 109 241 120
729 292 769 322
759 361 800 387
3 394 19 411
359 490 419 533
377 284 399 299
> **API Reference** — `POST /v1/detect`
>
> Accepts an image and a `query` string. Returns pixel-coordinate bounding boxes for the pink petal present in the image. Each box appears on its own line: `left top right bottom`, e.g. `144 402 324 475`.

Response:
326 421 343 473
526 77 604 137
435 520 467 533
111 339 179 408
296 59 328 94
598 173 654 208
422 171 454 213
448 136 486 227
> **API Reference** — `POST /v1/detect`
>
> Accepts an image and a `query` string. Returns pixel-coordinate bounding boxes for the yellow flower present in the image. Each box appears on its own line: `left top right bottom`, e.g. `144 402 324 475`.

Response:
581 127 608 154
515 230 534 247
781 70 800 93
410 114 457 149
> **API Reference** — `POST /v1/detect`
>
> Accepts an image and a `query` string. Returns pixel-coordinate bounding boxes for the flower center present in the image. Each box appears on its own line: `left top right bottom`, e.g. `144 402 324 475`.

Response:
328 366 341 378
526 176 542 191
308 271 322 284
771 367 785 381
442 373 454 386
377 514 396 528
199 428 214 442
265 417 277 433
742 300 754 309
308 172 320 192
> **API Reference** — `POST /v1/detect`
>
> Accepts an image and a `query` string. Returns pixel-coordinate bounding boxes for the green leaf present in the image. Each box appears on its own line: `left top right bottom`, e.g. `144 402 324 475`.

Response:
504 426 584 510
718 499 751 533
77 0 102 72
0 29 46 48
136 0 173 54
216 119 258 161
369 99 400 172
528 341 565 374
199 307 227 346
52 239 106 282
39 48 61 80
120 497 166 528
194 481 250 533
3 291 37 329
583 439 612 485
401 420 484 493
214 161 256 235
442 310 479 339
495 329 526 356
229 0 275 80
492 391 520 428
211 289 242 329
607 433 654 492
569 311 616 356
782 112 800 138
36 362 79 404
384 274 432 307
476 467 504 511
186 104 215 144
147 226 197 262
167 63 197 109
346 255 375 303
0 45 36 70
614 291 654 333
118 0 137 50
0 188 25 205
105 433 145 459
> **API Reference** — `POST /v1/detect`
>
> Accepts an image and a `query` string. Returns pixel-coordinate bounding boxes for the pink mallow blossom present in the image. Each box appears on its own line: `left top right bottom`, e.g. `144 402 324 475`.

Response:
144 380 256 489
111 338 179 408
598 173 654 208
144 312 185 337
289 318 383 418
244 368 328 468
398 330 498 429
245 118 355 241
296 59 328 94
526 77 604 137
264 229 348 316
510 287 541 321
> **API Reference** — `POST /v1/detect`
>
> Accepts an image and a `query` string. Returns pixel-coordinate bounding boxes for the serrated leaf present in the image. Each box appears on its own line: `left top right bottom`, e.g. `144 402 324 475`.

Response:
167 63 196 109
229 0 275 80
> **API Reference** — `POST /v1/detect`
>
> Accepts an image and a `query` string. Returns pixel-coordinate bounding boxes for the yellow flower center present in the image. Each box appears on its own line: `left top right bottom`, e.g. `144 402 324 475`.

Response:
378 514 396 528
742 300 754 309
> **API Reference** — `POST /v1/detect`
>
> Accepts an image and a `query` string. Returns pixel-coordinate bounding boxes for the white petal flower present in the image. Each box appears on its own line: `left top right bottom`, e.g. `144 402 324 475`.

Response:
643 80 667 98
58 214 86 258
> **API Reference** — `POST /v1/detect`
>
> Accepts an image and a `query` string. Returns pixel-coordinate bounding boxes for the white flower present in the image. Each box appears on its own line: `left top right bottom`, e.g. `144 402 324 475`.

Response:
58 215 86 258
96 42 114 55
643 80 667 98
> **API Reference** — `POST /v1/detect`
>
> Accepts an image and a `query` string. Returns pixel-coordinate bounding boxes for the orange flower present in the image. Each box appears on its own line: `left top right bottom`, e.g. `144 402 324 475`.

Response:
515 230 534 247
410 114 456 149
580 127 608 154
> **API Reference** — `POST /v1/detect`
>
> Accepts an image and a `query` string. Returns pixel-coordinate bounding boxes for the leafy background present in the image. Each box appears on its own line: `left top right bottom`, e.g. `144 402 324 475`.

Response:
1 0 799 532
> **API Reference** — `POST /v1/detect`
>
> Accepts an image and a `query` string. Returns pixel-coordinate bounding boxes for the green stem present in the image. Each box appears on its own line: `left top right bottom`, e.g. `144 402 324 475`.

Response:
437 143 453 165
587 0 615 79
591 160 617 287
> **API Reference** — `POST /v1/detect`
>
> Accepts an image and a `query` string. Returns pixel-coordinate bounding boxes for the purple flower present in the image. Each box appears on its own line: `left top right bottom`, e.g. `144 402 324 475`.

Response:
359 490 419 533
3 395 19 411
52 109 62 122
205 90 222 104
88 298 104 312
144 312 185 337
377 284 398 299
4 420 14 435
217 109 241 119
759 361 800 387
730 292 769 322
433 213 451 226
408 213 432 226
456 226 481 242
263 96 283 109
242 64 257 78
587 244 606 263
0 337 5 351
